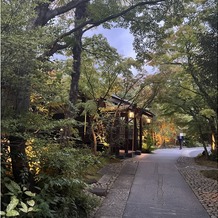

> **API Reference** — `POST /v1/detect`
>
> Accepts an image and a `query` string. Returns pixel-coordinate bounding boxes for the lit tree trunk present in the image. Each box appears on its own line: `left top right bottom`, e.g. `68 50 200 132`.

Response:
91 122 97 155
209 120 218 154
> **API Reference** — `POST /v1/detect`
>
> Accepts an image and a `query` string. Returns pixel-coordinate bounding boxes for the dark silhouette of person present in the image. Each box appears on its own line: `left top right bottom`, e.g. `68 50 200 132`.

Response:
177 135 184 149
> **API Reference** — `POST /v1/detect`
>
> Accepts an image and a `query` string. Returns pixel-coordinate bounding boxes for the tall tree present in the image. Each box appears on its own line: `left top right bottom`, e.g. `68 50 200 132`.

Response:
33 0 183 105
2 0 183 115
67 0 173 104
154 67 213 155
142 0 217 153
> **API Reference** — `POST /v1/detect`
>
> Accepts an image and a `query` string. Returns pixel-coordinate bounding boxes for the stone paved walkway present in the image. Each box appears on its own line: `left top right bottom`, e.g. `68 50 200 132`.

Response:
90 154 218 218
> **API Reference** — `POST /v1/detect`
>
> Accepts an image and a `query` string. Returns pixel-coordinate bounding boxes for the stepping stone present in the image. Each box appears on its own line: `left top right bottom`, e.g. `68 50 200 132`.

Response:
89 187 107 196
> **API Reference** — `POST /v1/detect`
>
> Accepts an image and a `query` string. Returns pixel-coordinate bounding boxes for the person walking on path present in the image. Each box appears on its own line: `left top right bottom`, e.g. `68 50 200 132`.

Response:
177 135 184 149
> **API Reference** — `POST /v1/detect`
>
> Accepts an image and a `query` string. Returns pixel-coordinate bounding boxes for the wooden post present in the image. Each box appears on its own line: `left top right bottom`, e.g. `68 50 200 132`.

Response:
139 116 143 150
133 116 138 151
125 112 129 155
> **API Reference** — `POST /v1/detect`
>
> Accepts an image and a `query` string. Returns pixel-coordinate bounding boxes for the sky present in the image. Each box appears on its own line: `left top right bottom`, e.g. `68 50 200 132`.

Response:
85 26 157 74
53 25 156 74
85 26 136 58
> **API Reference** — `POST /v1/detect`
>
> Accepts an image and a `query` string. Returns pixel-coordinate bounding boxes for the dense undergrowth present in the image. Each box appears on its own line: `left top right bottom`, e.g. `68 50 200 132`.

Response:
1 141 104 217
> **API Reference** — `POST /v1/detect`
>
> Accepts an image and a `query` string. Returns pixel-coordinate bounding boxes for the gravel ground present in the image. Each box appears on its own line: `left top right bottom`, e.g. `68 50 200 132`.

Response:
88 161 126 217
176 156 218 218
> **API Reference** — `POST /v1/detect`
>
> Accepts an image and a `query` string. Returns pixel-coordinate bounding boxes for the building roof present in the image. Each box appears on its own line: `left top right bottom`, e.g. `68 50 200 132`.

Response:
99 95 155 118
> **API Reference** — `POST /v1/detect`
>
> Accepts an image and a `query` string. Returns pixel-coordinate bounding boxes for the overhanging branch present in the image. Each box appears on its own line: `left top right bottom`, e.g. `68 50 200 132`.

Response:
83 0 165 33
41 0 165 58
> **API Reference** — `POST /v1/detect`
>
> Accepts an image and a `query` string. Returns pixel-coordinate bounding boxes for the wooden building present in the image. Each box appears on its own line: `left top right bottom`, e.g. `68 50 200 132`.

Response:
99 95 155 156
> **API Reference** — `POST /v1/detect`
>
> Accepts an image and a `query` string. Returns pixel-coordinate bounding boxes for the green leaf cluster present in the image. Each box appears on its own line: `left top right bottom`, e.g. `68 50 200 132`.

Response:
33 146 100 217
1 178 39 217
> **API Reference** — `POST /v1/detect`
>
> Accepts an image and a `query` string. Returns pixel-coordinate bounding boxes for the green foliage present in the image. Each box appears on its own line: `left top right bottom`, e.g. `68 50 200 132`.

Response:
1 0 56 117
1 177 39 217
1 102 101 217
88 0 122 24
79 100 98 117
33 146 100 217
3 0 218 217
80 35 122 100
1 138 101 217
142 133 155 153
148 0 217 149
30 62 71 105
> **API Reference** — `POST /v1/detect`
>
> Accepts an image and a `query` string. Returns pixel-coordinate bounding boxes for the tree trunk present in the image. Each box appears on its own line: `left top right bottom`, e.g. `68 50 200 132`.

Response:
69 2 87 104
70 33 82 104
139 116 143 151
1 78 30 118
109 115 120 156
209 120 218 157
198 126 209 158
91 122 97 155
133 117 138 151
211 121 217 147
2 77 31 185
9 136 30 185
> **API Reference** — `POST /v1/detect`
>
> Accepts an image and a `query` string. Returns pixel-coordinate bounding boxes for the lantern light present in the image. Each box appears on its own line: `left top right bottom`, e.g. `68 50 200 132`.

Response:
146 118 151 124
129 111 134 118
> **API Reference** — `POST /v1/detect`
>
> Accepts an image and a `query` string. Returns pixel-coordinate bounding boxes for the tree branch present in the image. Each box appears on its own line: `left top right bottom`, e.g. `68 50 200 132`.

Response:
47 0 89 22
40 43 69 60
178 84 203 96
40 0 165 58
83 0 165 33
161 62 183 65
34 0 89 26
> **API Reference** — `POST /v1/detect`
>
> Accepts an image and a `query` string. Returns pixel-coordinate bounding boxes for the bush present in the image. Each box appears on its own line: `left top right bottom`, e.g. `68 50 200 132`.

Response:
1 137 101 217
1 111 101 217
32 145 101 217
142 134 155 153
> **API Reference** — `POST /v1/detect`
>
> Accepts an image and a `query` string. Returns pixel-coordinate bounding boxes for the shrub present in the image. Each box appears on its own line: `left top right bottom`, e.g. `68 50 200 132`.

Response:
142 134 155 153
33 145 100 217
1 109 101 217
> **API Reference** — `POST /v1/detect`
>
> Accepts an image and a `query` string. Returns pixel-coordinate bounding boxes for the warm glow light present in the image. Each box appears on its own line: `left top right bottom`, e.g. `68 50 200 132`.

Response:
129 111 134 118
146 118 151 124
212 133 215 151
